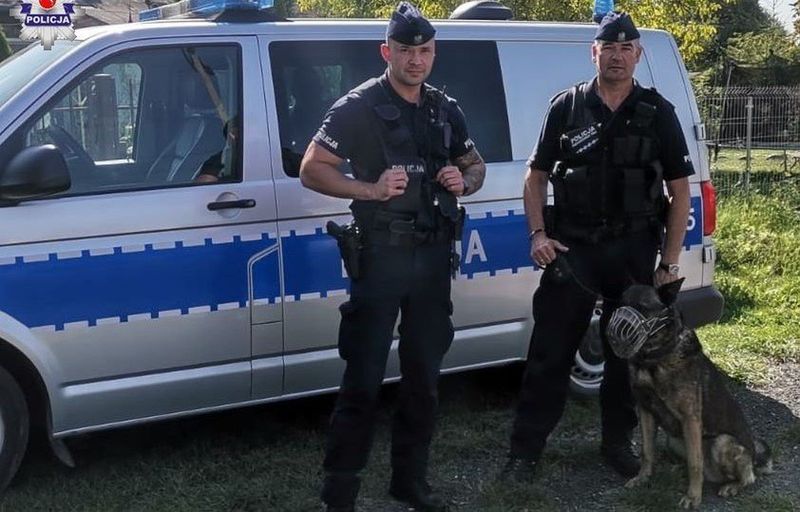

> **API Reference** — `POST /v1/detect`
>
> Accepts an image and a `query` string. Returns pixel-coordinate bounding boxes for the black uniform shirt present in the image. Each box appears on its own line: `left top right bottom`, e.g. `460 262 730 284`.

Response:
528 78 695 181
312 72 474 182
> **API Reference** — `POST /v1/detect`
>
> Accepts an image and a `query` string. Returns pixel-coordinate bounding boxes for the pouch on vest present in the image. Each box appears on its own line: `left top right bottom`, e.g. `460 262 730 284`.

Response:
426 90 461 224
620 163 665 216
612 135 658 166
552 162 592 218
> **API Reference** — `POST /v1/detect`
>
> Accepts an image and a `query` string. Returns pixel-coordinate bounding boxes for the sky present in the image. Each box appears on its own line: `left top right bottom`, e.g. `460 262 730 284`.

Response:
759 0 796 33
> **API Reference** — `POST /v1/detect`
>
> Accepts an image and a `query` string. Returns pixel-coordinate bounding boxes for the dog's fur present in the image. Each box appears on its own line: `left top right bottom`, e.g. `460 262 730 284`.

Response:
613 279 772 509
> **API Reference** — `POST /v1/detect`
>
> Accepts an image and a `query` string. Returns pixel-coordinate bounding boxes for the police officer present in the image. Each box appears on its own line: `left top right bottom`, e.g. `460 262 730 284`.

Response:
299 3 486 511
503 12 693 481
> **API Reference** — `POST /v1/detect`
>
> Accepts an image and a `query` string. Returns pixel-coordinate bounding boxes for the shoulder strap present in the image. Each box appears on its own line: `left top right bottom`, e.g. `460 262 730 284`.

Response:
566 82 594 129
358 77 388 108
632 88 660 128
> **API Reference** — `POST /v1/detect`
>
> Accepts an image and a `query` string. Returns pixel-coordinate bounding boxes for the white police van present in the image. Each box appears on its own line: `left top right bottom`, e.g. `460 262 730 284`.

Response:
0 0 722 490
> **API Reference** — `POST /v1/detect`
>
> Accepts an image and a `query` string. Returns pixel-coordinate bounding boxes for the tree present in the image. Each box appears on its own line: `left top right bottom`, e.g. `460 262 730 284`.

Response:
0 26 11 63
296 0 726 68
795 0 800 36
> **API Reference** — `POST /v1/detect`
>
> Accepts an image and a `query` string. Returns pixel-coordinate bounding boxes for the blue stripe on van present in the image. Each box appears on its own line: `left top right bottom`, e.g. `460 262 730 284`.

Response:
0 235 280 330
0 204 703 330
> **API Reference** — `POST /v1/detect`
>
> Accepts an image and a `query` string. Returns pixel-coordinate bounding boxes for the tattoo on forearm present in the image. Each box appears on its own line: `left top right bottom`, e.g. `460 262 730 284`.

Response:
455 148 486 194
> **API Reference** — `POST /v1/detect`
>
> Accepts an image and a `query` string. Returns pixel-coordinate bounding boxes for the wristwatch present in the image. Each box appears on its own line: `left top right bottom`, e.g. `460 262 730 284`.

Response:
658 262 680 276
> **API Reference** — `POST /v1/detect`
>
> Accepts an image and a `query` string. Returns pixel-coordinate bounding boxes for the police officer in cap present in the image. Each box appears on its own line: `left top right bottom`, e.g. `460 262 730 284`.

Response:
502 12 693 481
300 2 486 510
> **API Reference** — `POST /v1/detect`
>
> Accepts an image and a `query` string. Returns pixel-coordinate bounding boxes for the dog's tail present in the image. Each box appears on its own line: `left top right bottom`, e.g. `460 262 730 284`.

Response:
754 438 774 475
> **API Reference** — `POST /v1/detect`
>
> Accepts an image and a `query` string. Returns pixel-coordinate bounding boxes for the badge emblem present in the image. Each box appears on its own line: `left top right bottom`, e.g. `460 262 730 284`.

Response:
11 0 83 50
617 31 627 42
413 34 423 44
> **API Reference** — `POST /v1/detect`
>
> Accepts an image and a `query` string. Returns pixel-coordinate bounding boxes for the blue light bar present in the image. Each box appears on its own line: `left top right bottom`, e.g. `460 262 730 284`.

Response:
139 0 274 21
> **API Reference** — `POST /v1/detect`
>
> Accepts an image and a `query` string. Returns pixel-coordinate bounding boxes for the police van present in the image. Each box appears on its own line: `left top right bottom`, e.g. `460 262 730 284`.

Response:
0 0 722 490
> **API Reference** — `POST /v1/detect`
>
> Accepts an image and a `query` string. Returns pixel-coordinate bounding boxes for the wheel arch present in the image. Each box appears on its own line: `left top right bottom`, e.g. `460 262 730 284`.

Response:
0 338 51 438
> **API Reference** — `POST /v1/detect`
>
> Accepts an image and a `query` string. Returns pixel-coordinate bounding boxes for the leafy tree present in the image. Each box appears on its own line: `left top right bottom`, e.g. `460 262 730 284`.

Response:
795 0 800 36
296 0 726 67
0 26 11 63
617 0 725 66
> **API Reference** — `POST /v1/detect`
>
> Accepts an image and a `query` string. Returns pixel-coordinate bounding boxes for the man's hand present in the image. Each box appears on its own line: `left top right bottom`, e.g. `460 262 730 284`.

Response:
372 168 409 201
653 267 680 287
530 231 569 267
436 166 465 196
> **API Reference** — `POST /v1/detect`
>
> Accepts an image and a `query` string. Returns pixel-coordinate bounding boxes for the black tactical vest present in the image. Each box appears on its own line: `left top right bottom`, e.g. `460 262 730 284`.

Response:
551 81 665 228
351 78 458 231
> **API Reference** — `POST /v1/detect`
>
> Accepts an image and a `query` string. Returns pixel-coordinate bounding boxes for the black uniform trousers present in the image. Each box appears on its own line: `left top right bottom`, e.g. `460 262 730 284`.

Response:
322 238 454 507
510 228 660 460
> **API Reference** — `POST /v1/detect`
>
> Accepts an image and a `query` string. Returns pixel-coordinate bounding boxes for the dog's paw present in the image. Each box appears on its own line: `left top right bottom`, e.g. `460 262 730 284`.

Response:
679 493 701 509
624 473 650 489
718 483 741 497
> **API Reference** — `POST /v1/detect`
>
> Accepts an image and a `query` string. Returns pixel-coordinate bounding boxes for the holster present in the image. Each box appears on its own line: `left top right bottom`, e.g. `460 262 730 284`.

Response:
326 220 362 280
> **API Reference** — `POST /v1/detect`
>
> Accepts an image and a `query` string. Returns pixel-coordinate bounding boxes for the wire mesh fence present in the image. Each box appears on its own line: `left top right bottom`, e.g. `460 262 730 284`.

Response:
696 86 800 198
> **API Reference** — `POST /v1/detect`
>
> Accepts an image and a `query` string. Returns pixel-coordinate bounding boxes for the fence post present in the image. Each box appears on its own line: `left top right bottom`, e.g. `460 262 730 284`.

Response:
744 95 753 195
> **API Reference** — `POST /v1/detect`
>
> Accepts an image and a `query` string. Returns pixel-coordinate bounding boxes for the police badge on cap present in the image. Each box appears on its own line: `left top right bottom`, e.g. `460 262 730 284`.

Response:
594 12 640 42
386 1 435 46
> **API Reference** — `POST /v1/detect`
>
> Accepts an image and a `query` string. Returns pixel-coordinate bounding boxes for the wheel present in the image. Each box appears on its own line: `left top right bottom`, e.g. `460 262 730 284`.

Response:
0 366 29 493
569 303 605 397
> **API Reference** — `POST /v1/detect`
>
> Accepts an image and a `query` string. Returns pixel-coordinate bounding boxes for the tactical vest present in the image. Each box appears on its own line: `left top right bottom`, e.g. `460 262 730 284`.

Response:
550 81 665 230
350 78 459 232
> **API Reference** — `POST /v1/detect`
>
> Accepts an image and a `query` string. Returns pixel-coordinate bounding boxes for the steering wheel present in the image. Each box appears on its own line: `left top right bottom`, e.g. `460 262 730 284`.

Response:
46 126 96 174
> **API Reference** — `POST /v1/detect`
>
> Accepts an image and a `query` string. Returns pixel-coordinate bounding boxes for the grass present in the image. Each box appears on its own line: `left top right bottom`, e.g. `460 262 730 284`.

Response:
1 150 799 511
699 175 800 384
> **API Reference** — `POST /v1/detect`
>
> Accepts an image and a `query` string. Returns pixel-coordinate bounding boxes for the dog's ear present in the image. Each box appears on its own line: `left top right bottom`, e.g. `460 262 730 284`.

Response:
657 278 685 306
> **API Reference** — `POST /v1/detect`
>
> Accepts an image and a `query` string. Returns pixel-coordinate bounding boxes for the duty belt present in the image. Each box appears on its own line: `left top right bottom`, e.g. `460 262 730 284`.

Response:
364 210 452 247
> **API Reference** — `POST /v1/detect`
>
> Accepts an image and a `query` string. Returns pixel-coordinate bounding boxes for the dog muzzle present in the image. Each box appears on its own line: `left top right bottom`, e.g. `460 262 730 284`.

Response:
606 306 671 358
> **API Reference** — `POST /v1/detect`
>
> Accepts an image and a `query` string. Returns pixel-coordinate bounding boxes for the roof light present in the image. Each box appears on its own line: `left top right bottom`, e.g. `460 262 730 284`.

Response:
592 0 614 23
139 0 274 22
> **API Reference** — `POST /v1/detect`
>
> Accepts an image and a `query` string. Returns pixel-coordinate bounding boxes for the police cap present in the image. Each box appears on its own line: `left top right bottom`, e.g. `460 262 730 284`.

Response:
594 12 640 42
386 2 435 46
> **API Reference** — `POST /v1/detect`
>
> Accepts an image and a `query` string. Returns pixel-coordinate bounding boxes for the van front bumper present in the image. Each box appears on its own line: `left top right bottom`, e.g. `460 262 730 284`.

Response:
677 285 724 328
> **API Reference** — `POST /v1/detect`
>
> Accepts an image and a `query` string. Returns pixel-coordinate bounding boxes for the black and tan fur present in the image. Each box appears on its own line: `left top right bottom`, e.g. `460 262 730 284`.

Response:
613 280 772 509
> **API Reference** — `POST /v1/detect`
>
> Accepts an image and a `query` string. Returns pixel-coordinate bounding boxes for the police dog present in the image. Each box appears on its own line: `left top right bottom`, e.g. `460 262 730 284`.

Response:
606 279 772 509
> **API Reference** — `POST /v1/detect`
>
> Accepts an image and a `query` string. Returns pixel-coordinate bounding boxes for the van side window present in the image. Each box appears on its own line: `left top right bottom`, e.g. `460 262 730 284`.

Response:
6 45 242 196
270 40 511 178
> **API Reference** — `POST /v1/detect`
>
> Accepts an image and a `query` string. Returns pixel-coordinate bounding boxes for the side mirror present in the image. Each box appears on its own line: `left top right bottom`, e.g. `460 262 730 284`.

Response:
0 145 71 205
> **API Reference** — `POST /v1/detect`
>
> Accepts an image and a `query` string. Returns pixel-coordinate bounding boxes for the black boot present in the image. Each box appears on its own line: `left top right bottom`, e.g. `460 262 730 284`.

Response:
389 476 447 512
601 440 641 478
326 506 355 512
499 456 539 483
321 472 359 512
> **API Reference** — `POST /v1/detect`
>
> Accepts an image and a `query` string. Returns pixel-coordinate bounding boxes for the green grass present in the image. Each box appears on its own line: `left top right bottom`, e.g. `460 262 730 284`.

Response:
699 181 800 383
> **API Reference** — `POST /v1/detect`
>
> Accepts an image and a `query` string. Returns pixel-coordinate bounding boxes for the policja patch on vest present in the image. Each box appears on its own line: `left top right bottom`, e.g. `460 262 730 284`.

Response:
594 11 640 42
386 1 435 45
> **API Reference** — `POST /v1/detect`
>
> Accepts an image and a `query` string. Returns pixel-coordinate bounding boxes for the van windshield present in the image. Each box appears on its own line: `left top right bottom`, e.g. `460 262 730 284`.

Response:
0 40 78 108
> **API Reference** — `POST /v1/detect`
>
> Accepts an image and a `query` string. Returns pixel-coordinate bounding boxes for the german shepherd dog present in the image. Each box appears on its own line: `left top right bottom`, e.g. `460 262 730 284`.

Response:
606 279 772 509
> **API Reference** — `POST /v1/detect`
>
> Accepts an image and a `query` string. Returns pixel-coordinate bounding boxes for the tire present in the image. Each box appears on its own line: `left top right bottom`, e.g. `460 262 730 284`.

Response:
0 365 29 493
569 302 605 397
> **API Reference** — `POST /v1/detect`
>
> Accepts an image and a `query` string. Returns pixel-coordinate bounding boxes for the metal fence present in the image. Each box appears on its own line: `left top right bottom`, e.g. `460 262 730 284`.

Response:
696 86 800 197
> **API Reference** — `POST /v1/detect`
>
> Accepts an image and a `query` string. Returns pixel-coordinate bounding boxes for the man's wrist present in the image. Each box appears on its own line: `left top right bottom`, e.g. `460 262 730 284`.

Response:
528 227 545 240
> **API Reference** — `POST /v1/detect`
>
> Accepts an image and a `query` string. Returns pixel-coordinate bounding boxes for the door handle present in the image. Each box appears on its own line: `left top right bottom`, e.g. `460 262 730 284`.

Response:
207 199 256 211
